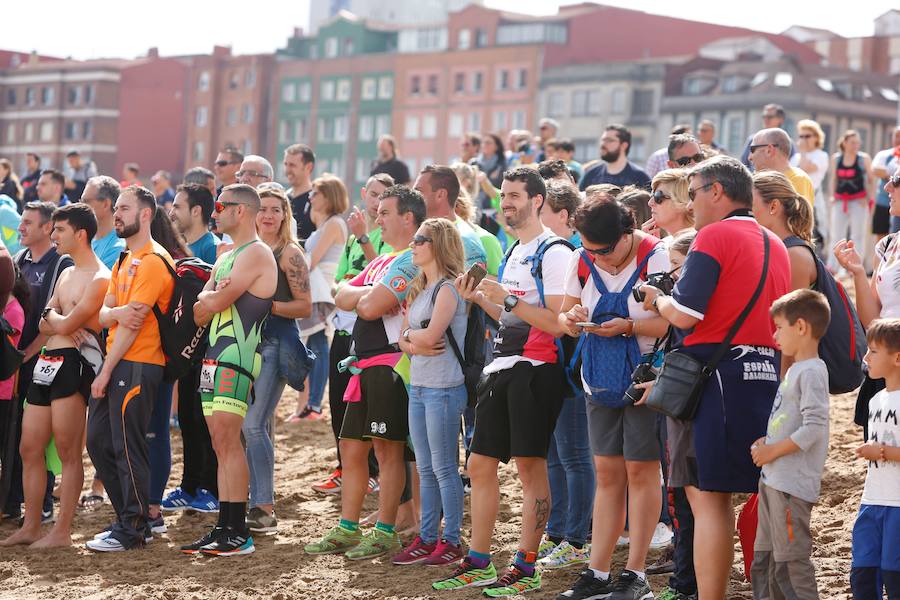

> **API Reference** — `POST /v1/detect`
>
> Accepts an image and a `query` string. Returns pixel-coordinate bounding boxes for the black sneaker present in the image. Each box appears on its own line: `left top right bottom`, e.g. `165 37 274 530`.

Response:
200 529 255 556
556 569 614 600
608 570 652 600
645 545 674 575
180 526 225 555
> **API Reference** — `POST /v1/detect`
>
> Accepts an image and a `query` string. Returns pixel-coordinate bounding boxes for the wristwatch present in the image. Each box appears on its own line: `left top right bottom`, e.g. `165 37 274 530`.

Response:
503 294 519 312
402 327 411 343
357 234 370 245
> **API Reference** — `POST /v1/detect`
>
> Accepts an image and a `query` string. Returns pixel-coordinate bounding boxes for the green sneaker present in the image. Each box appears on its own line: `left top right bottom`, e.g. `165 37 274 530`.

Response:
656 587 696 600
344 528 400 560
304 526 362 555
537 536 557 560
483 565 541 597
433 558 498 590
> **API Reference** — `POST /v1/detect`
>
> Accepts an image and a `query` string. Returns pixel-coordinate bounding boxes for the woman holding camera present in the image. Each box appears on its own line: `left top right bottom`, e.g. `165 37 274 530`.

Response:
556 199 671 599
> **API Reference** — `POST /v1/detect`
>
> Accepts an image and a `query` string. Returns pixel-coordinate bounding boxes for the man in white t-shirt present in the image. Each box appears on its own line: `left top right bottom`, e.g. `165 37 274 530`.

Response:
432 167 573 596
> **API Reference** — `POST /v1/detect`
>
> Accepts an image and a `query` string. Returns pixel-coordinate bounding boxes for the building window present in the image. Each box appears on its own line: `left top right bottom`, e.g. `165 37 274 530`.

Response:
511 110 526 130
193 141 205 161
682 77 714 96
492 111 506 132
428 75 438 95
82 120 92 140
24 123 33 142
375 115 391 137
40 121 53 141
325 37 338 58
6 89 15 106
6 124 14 144
458 29 471 50
517 69 527 90
317 117 333 141
362 78 377 100
299 81 312 102
454 73 465 93
448 113 464 138
573 139 595 163
337 79 352 102
630 136 646 161
295 118 307 139
476 28 488 47
378 77 393 99
64 122 77 140
411 75 421 95
359 115 374 141
68 86 80 105
196 106 208 127
405 115 420 139
335 116 348 142
422 114 437 139
355 158 368 182
241 104 254 124
321 80 335 101
282 82 296 103
41 87 54 106
611 88 626 114
84 84 94 104
245 69 256 88
229 71 240 89
632 89 654 116
572 90 589 117
242 139 252 155
473 72 483 93
25 87 35 106
344 38 354 55
496 69 509 91
198 71 210 91
468 112 481 132
226 106 237 126
280 119 294 144
726 116 744 154
547 91 565 117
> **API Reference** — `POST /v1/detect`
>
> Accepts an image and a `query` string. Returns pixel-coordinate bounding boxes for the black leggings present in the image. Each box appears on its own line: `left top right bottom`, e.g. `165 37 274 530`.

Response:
328 333 378 478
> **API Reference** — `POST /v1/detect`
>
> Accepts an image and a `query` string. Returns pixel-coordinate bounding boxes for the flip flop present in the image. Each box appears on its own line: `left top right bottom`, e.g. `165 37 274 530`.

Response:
79 494 105 509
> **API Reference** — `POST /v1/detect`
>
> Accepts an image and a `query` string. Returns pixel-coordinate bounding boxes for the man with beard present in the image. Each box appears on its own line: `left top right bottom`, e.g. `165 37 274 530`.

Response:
84 186 175 552
580 125 651 192
283 144 317 242
1 204 108 548
370 135 411 185
169 184 219 264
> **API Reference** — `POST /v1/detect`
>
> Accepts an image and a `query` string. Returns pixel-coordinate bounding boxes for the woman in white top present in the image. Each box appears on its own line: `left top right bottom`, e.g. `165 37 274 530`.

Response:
791 119 830 250
642 168 694 246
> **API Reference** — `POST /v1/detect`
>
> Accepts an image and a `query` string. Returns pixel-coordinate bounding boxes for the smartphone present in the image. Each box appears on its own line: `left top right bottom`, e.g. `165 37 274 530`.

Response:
575 322 595 328
465 264 488 287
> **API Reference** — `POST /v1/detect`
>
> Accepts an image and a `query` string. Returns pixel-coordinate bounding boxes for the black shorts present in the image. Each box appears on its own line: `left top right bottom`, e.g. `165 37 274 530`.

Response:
340 365 409 443
873 204 891 235
470 361 565 463
27 348 93 407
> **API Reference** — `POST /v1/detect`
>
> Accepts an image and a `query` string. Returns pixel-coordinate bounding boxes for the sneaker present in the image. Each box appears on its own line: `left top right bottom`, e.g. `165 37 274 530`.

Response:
483 565 541 597
161 487 195 511
608 570 653 600
86 536 128 552
655 587 696 600
311 469 342 495
345 528 400 560
538 536 558 560
94 524 154 544
649 523 673 549
616 533 629 547
538 540 591 570
246 507 278 534
424 539 464 566
646 545 674 576
298 406 324 420
432 558 498 590
148 513 167 535
17 508 54 527
189 488 219 513
304 525 362 555
367 477 380 494
461 474 472 495
200 530 255 556
555 569 614 599
391 535 436 565
180 527 225 554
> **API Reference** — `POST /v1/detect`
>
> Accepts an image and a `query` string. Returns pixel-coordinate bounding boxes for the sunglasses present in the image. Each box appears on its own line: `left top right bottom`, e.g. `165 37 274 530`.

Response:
688 181 716 201
889 174 900 188
749 143 771 153
674 154 704 167
411 234 433 246
214 200 244 213
215 160 238 167
584 237 620 256
651 189 671 204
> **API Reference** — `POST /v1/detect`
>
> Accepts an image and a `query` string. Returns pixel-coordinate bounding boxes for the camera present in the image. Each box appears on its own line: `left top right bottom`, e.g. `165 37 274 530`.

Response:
623 362 656 404
632 271 677 303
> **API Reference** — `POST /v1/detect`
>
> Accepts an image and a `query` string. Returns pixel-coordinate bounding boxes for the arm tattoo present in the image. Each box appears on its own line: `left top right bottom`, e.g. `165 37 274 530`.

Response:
534 497 550 531
287 250 311 295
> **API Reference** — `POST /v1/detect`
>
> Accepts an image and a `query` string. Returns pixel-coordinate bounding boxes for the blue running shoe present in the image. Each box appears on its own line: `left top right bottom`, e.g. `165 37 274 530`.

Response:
161 487 195 512
189 488 219 513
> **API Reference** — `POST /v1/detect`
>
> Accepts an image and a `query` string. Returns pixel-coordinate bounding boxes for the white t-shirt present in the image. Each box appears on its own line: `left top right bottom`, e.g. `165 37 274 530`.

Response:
484 228 573 374
873 147 900 176
563 242 670 392
875 234 900 319
862 389 900 507
790 149 829 194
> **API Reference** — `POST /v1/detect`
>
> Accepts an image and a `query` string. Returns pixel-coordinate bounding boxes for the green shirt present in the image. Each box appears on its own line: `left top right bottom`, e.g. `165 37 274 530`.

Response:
335 227 394 282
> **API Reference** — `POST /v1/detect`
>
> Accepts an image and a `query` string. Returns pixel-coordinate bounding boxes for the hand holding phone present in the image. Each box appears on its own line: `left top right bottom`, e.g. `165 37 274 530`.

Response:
465 264 488 287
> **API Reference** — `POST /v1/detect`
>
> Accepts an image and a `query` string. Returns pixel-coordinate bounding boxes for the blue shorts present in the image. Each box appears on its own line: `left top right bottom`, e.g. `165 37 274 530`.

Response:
852 504 900 571
684 344 779 493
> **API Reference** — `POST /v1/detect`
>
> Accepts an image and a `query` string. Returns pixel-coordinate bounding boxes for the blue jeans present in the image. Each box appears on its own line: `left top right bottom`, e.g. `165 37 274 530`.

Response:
147 381 173 506
546 391 594 545
306 330 329 412
244 339 286 508
408 384 467 545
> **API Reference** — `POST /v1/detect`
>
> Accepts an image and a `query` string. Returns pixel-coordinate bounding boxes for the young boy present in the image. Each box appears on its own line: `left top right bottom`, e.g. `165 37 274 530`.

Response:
851 318 900 598
750 288 831 600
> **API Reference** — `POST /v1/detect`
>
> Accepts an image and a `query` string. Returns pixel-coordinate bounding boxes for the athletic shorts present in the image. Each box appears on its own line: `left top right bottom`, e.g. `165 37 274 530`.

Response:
470 361 565 463
27 348 93 407
586 400 660 461
873 204 891 235
669 344 779 493
340 365 409 443
200 359 255 418
852 504 900 571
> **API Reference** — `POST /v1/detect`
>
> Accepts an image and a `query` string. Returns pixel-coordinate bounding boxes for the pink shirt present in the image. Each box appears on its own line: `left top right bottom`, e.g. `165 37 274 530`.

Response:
0 298 24 400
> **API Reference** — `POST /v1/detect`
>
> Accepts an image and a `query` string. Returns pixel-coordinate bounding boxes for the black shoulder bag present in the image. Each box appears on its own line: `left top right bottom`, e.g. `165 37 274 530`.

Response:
646 228 770 421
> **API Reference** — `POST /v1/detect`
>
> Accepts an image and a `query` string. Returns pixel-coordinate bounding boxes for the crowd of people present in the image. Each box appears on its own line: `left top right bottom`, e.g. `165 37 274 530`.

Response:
0 104 898 600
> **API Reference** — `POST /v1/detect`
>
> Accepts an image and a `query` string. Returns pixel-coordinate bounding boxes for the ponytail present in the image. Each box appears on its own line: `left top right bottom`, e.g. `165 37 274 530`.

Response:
752 170 814 242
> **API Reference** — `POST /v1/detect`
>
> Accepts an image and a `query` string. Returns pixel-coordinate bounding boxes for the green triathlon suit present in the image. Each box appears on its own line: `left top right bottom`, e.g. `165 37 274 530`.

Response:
200 240 272 417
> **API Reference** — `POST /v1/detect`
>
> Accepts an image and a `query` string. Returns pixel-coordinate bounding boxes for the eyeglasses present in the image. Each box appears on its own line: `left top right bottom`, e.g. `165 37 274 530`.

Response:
584 237 620 256
674 154 704 167
411 234 433 246
215 160 238 167
214 200 244 213
749 143 771 154
236 169 267 179
688 181 716 201
798 134 814 139
651 189 671 204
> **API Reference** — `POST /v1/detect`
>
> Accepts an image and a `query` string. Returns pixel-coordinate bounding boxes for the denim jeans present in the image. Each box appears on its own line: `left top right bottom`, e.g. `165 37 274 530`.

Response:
546 391 595 545
244 338 286 508
306 329 329 412
147 381 173 506
408 384 467 545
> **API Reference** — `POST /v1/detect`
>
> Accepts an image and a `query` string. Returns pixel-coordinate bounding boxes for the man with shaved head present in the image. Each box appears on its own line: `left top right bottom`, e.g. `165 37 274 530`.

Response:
748 128 815 204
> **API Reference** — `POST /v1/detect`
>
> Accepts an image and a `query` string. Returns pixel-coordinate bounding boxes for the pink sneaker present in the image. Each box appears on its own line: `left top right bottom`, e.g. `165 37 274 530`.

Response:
424 539 464 566
391 536 436 565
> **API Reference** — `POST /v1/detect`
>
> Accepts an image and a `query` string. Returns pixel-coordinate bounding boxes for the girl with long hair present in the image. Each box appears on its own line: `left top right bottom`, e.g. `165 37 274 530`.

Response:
829 130 874 271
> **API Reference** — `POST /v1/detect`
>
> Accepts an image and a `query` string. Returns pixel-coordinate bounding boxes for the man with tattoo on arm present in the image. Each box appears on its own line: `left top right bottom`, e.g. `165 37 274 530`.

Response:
433 167 574 597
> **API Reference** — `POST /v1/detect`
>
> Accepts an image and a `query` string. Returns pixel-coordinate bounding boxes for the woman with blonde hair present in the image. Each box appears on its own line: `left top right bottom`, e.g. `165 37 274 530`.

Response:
394 218 469 567
792 119 830 250
829 129 874 271
0 158 23 211
643 168 694 245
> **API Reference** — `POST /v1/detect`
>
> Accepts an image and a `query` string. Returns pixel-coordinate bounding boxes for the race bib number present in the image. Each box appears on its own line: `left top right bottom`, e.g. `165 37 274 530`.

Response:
33 354 64 386
200 359 217 393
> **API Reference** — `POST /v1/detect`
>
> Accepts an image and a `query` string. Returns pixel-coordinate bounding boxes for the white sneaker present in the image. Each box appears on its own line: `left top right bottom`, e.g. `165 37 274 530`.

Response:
649 522 674 549
94 526 153 543
86 536 127 552
616 533 630 546
537 540 591 569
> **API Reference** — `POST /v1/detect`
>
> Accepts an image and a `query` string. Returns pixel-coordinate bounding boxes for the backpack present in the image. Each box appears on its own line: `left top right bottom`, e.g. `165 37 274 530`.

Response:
117 252 213 382
783 236 866 393
430 280 486 407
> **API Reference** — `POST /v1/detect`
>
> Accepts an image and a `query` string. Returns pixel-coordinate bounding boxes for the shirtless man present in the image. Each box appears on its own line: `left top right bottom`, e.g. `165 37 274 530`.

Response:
2 204 109 547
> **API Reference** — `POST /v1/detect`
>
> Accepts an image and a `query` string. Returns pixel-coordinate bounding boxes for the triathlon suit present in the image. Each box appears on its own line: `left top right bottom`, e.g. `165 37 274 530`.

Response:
200 241 272 418
834 154 867 212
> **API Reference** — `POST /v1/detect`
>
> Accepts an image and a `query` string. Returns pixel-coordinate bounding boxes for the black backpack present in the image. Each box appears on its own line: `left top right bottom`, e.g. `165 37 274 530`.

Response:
784 236 866 393
117 253 213 382
430 280 487 407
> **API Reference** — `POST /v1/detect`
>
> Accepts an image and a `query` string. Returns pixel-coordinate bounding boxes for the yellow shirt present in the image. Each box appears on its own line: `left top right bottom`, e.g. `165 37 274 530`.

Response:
785 166 816 206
